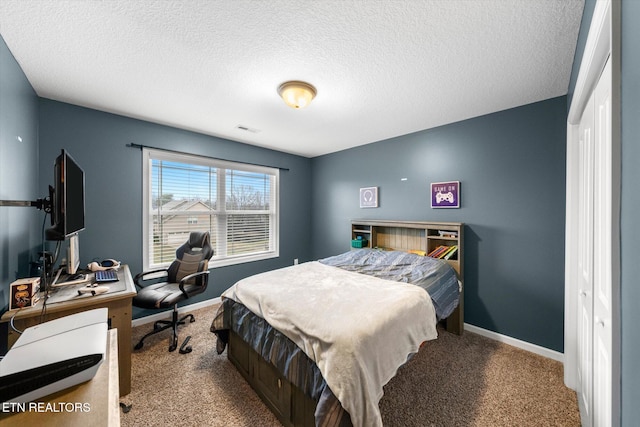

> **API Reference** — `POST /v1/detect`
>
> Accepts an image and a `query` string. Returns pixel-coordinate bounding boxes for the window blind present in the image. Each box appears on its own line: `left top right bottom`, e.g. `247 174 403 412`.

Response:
143 149 278 269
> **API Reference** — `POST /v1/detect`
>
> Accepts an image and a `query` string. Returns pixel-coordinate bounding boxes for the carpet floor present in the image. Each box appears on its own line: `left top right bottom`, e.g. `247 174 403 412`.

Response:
120 305 580 426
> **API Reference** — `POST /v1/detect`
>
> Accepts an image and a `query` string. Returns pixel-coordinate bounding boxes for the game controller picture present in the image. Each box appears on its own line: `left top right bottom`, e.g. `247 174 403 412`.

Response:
435 191 455 203
431 181 460 209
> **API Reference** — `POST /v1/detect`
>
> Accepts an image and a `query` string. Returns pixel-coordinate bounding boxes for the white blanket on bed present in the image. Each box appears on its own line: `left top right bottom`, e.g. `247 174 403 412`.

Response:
222 261 438 427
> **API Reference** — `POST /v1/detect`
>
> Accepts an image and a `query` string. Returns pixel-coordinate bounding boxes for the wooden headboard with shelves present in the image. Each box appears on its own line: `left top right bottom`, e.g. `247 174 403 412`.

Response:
351 219 464 334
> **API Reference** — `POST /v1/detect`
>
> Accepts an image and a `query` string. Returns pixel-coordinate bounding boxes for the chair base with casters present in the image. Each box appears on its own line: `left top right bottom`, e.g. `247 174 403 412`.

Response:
134 304 195 352
133 231 214 352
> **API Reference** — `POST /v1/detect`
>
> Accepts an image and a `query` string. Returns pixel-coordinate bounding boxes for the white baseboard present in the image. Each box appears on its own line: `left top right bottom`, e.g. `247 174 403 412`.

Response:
464 323 564 363
131 297 222 327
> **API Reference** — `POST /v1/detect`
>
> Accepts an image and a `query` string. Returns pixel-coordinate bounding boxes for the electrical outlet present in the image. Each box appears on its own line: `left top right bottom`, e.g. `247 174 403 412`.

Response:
294 258 299 265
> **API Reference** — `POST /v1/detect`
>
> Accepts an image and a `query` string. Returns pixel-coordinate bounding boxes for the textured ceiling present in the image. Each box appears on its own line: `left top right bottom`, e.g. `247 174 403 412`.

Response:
0 1 584 158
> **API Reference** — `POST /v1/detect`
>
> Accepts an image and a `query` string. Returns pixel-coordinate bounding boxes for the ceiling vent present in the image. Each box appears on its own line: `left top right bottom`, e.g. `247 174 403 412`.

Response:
236 125 260 133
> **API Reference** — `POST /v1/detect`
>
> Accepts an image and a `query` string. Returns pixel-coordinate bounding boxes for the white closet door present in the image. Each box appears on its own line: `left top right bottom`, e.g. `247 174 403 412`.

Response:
593 57 613 427
576 56 614 427
577 89 595 426
566 2 618 425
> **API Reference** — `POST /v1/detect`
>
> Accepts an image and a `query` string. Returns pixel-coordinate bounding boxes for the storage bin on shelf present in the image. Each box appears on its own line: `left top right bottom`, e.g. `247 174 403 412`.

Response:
351 239 368 248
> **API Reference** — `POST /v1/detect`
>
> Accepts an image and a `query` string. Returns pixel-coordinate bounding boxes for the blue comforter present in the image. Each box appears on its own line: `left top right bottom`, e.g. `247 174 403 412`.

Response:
319 249 460 320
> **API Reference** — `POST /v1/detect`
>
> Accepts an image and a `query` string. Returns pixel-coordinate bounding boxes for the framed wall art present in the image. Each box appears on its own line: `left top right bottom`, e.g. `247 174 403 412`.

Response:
359 187 378 208
431 181 460 208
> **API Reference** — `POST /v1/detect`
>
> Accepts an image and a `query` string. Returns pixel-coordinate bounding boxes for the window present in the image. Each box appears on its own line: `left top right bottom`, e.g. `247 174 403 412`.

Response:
143 148 279 270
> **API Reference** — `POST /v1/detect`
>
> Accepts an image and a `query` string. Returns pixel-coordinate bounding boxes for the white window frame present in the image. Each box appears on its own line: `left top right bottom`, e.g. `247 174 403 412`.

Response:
142 148 279 270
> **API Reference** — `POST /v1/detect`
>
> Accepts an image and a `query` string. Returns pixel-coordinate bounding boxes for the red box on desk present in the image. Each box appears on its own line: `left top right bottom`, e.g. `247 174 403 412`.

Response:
9 277 41 310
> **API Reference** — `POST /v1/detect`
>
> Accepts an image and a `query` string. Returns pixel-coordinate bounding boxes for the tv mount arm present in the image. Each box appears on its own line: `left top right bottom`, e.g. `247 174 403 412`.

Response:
0 186 54 214
1 191 57 289
0 198 51 211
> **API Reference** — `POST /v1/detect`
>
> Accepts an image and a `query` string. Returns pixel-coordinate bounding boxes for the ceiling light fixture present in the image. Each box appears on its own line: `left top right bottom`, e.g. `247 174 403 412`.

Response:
277 81 317 109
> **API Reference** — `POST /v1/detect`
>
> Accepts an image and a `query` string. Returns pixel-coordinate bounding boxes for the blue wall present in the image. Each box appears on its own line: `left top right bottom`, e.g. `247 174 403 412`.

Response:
620 1 640 424
37 99 313 318
0 36 40 314
311 96 568 352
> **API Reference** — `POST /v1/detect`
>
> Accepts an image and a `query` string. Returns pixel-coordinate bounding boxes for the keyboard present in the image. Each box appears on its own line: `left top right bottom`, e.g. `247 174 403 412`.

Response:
94 269 119 283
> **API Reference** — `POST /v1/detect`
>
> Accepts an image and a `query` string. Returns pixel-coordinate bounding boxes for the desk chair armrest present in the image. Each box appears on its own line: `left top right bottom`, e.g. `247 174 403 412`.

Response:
134 269 169 288
178 271 210 297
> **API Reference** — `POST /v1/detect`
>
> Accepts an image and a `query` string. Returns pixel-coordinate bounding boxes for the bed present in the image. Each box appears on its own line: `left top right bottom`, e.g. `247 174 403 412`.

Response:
211 220 464 427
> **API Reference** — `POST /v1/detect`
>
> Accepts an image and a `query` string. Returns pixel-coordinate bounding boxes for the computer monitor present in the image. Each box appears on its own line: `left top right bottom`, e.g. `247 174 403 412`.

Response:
45 150 85 241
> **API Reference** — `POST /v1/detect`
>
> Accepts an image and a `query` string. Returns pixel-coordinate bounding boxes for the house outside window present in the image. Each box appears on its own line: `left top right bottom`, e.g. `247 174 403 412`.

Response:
143 148 279 270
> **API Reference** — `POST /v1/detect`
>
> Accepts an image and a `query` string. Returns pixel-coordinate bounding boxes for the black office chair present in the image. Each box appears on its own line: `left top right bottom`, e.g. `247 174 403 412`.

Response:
133 231 214 352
